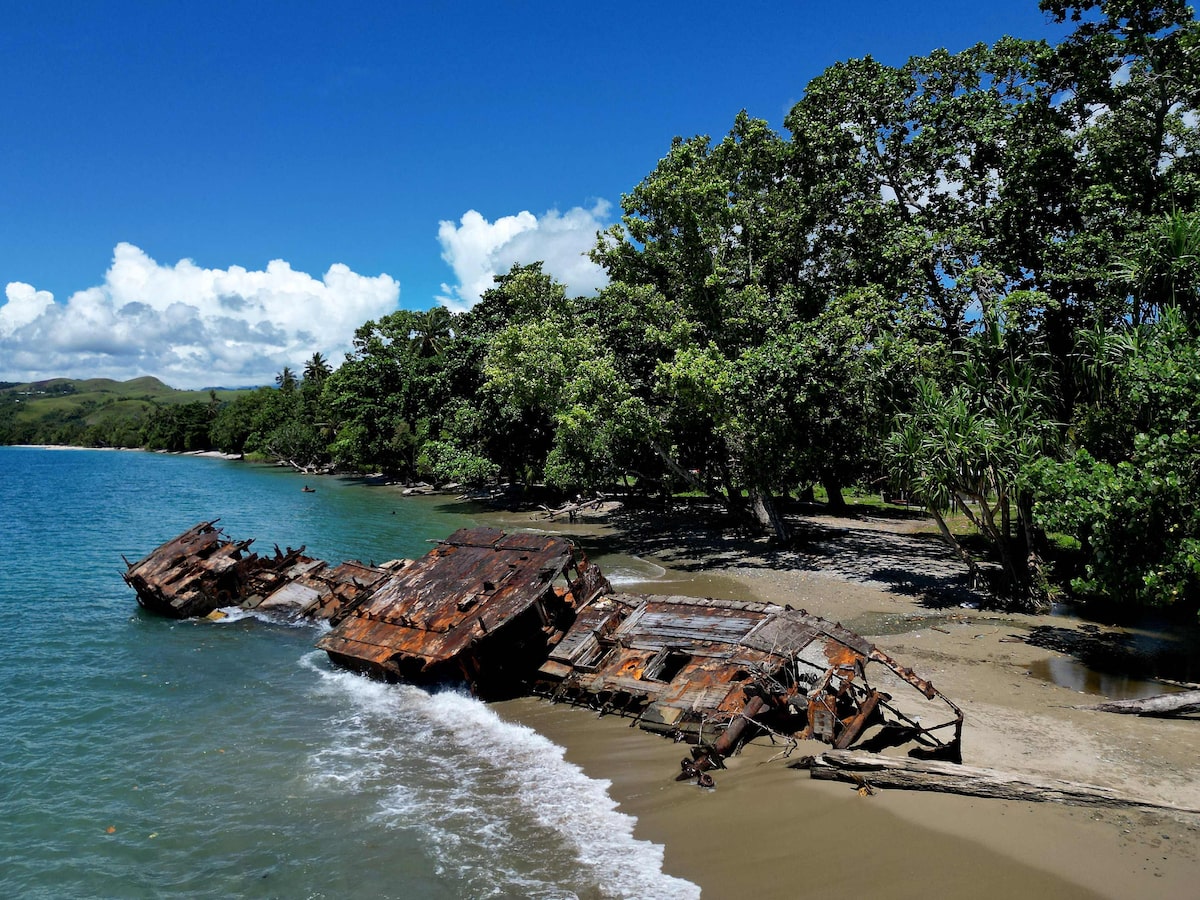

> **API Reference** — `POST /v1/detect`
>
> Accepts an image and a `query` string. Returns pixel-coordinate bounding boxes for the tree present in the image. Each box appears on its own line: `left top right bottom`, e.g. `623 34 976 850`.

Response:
302 352 332 387
1033 309 1200 618
409 306 454 358
210 388 273 455
141 402 214 453
275 366 298 391
784 39 1078 344
463 265 574 486
322 311 431 476
1113 208 1200 324
887 307 1058 609
591 116 814 535
1036 0 1200 328
233 363 332 470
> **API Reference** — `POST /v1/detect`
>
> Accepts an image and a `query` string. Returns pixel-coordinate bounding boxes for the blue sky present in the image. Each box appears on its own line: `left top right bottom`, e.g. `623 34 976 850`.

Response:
1 1 1068 388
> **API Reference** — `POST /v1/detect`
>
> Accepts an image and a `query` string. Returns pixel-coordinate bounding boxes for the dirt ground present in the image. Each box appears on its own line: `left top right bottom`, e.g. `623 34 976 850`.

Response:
480 498 1200 898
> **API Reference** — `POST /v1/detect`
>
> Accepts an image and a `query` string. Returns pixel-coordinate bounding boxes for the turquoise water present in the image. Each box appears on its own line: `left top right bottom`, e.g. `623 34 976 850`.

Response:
0 447 697 900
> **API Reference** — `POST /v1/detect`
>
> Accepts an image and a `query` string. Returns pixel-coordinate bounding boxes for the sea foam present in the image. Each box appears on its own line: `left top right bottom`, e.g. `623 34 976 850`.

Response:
301 654 700 900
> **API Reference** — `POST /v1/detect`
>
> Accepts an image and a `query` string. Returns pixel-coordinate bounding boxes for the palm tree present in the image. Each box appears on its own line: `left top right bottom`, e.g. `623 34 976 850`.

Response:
275 366 298 392
303 352 331 387
1114 209 1200 326
409 306 454 358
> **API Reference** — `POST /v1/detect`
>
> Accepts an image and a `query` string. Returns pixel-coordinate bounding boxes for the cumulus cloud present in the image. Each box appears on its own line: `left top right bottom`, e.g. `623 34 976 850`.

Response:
1 283 55 334
436 201 612 312
0 243 400 389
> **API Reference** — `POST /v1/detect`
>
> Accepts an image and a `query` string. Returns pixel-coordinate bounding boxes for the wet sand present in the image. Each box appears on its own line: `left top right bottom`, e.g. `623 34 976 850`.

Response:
499 698 1184 900
478 501 1200 899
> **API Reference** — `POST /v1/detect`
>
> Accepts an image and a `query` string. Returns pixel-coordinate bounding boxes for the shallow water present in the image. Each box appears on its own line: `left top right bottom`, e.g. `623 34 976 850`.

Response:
0 447 697 899
1025 656 1182 700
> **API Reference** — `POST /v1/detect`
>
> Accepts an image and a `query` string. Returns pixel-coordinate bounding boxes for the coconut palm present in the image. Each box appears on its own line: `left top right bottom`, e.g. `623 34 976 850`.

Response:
410 306 454 358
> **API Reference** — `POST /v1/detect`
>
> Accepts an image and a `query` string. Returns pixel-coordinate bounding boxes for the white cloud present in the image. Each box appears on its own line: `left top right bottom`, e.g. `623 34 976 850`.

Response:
0 243 400 388
0 282 55 335
436 201 612 312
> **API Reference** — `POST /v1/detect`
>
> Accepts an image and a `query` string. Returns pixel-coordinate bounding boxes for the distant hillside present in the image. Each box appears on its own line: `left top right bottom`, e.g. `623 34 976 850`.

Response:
0 376 253 447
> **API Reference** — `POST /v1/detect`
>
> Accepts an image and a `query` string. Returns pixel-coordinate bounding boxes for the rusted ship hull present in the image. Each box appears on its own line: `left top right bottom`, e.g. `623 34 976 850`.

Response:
532 593 962 768
315 527 611 697
125 523 963 769
122 520 389 621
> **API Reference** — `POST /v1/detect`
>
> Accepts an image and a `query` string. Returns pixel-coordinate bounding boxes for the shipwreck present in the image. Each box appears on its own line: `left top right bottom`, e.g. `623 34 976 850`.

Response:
124 522 963 776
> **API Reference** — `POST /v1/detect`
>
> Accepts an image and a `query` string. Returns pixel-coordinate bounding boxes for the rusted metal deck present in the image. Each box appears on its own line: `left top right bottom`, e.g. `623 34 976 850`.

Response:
125 522 962 777
315 526 610 693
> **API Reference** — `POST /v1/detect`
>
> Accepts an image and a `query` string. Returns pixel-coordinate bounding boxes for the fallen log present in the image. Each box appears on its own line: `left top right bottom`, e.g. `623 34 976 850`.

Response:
1072 690 1200 718
797 750 1200 815
536 495 607 521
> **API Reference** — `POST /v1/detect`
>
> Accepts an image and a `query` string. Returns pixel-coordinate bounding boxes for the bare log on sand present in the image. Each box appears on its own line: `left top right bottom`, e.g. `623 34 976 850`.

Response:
796 750 1200 815
536 494 609 521
1072 690 1200 718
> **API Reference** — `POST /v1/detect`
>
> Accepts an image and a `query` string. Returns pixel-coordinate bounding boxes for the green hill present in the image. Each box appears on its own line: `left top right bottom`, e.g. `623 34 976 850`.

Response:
0 376 252 446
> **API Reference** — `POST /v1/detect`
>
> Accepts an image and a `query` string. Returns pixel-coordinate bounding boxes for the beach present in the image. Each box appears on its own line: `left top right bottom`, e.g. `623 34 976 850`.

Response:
479 501 1200 898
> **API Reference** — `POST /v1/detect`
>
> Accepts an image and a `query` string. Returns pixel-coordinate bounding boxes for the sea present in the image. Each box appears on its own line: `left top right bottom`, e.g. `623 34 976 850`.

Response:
0 446 700 900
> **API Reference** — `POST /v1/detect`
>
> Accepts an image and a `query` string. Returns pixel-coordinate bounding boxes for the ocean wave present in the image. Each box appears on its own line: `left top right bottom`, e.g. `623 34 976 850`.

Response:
206 606 333 634
300 654 699 900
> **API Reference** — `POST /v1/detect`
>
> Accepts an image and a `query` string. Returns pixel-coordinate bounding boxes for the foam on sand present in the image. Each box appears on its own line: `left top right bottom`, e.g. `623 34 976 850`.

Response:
302 653 700 899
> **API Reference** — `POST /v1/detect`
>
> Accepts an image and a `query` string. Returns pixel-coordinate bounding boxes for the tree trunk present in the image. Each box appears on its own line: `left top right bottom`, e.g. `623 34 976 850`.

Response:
1018 493 1050 612
929 504 981 587
821 474 847 512
648 439 727 507
799 750 1200 814
749 487 790 542
1073 690 1200 718
954 488 1044 612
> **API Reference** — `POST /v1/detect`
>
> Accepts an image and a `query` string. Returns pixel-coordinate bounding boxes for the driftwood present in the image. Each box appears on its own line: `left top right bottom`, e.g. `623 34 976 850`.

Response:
797 750 1200 815
1073 690 1200 718
537 495 607 521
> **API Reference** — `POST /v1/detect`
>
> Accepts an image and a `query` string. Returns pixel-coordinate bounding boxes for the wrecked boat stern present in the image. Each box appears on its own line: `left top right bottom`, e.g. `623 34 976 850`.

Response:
532 595 964 775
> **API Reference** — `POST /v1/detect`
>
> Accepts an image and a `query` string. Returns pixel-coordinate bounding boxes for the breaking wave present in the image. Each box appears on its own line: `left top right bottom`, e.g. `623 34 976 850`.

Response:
301 654 699 900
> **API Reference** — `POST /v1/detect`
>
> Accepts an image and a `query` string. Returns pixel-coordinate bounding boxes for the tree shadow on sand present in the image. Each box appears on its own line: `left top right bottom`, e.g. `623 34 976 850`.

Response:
574 501 987 609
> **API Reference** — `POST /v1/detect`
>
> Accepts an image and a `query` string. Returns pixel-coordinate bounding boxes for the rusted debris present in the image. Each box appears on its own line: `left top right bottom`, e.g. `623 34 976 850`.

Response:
533 594 963 771
125 523 963 775
122 520 388 621
316 527 611 695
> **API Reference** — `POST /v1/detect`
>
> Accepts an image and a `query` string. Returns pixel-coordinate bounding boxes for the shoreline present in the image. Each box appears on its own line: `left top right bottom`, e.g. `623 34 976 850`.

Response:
35 445 1192 897
465 502 1200 899
496 699 1169 900
9 444 243 461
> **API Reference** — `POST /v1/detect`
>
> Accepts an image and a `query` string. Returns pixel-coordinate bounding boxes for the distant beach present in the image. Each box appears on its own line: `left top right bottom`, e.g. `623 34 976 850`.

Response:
14 443 127 450
15 444 244 461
